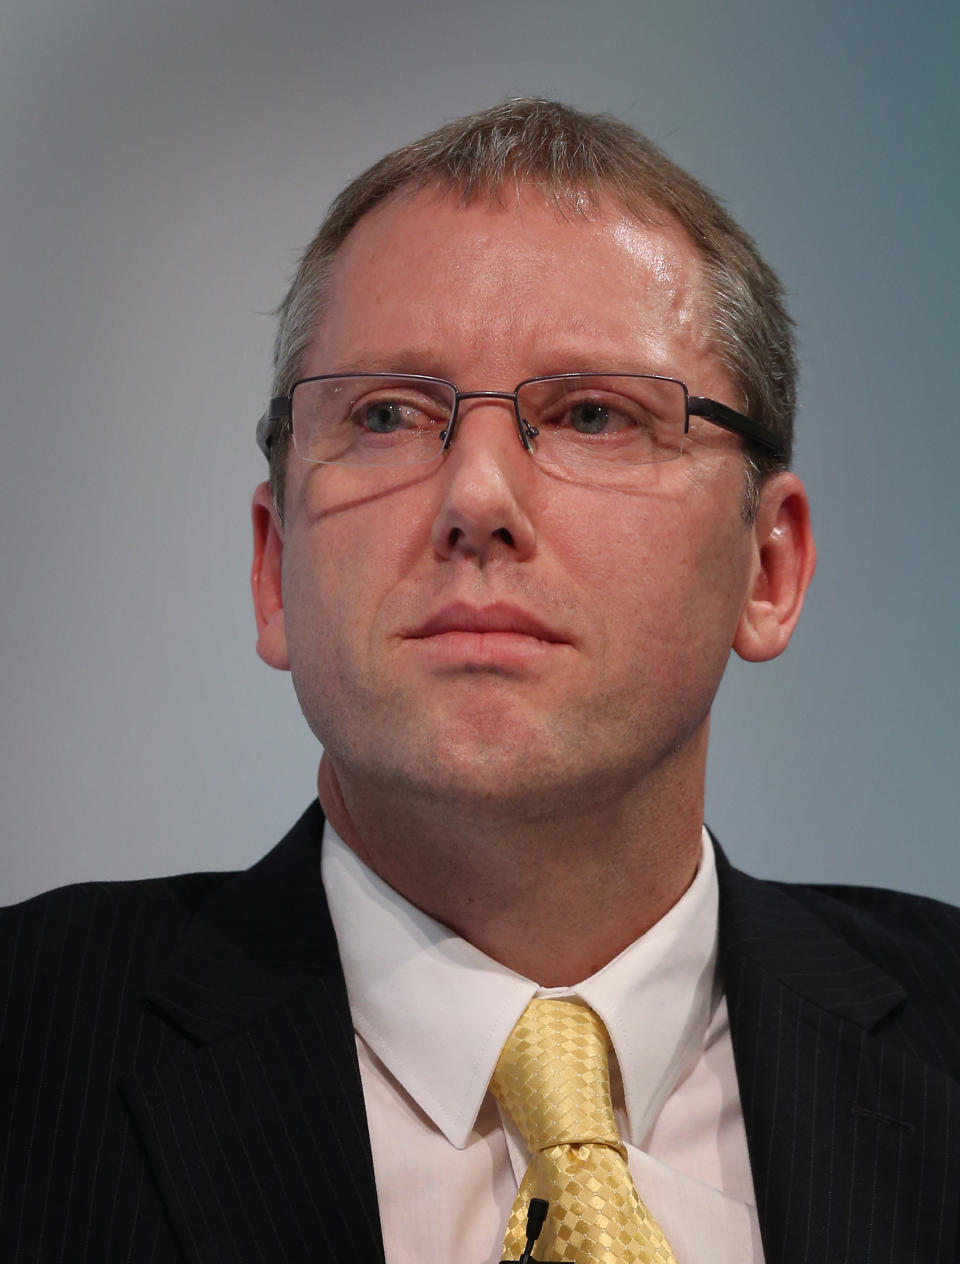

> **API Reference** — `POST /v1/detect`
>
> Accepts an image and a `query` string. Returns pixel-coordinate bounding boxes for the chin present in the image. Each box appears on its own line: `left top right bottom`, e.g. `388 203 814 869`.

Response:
340 731 553 815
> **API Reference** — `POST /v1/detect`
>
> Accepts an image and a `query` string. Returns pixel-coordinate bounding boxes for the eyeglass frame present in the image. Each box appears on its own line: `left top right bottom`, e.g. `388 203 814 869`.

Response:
255 371 785 465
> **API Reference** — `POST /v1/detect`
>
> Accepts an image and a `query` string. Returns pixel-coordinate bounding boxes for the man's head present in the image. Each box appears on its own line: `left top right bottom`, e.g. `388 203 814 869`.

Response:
250 102 814 842
265 99 796 521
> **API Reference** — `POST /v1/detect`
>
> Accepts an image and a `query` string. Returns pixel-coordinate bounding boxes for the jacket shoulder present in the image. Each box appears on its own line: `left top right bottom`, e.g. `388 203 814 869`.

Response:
717 840 960 982
1 867 233 929
780 878 960 967
0 871 236 1032
2 868 230 918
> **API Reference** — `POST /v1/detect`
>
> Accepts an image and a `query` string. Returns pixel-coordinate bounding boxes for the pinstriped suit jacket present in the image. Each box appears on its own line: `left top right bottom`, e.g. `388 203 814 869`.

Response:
2 801 960 1263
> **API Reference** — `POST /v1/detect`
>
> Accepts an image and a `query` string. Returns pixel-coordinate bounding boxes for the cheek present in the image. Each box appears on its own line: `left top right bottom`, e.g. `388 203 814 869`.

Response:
545 488 678 610
280 489 431 675
549 486 752 665
279 534 383 753
282 533 372 656
297 464 438 569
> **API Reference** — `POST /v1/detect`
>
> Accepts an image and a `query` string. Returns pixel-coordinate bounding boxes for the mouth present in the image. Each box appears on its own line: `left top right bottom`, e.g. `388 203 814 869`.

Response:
404 601 571 668
409 602 567 641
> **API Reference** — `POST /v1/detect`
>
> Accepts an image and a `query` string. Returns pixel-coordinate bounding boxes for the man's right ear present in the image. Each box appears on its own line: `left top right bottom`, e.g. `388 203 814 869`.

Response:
251 482 290 670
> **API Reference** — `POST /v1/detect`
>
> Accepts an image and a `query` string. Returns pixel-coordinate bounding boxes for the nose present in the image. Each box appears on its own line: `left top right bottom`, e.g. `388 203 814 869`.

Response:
430 398 537 564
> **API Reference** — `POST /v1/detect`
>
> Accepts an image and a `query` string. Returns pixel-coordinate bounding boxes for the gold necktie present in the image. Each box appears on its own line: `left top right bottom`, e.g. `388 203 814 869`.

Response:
490 999 678 1264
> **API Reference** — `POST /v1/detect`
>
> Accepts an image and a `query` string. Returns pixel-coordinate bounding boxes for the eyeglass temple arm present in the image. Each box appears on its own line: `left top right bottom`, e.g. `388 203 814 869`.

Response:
256 397 292 457
687 396 783 458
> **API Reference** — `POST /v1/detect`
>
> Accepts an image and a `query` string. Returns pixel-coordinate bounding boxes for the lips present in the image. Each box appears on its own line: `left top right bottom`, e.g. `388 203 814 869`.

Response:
406 601 568 644
402 601 572 670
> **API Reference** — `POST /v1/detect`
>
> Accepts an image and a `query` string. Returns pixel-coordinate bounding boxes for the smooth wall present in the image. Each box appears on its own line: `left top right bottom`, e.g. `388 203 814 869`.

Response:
1 0 957 903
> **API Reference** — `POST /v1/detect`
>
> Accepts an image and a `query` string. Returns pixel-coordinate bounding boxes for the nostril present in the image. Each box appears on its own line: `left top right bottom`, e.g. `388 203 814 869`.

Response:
444 524 516 554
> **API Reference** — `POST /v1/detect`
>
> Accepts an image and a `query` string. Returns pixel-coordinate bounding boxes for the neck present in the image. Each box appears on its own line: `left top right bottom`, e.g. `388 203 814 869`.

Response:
317 750 705 986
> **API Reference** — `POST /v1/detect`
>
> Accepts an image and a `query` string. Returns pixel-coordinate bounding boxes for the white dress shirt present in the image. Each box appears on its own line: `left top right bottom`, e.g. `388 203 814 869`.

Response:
322 824 764 1263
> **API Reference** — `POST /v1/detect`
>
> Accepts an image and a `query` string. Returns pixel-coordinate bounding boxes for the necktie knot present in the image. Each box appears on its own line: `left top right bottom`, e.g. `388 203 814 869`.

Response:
490 998 622 1154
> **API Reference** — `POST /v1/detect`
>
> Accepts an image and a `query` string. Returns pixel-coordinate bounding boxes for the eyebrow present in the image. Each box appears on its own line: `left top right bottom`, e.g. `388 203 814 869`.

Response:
322 352 453 379
317 350 667 382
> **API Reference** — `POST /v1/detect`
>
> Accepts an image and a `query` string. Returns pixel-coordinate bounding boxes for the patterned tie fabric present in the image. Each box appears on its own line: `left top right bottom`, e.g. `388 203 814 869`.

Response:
490 999 678 1264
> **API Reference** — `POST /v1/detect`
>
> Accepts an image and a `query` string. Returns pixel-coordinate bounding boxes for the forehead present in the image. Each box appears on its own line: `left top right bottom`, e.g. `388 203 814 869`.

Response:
305 184 720 387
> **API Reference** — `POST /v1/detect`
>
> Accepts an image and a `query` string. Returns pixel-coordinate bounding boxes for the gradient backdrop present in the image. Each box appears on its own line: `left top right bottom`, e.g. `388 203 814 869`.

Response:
1 0 957 903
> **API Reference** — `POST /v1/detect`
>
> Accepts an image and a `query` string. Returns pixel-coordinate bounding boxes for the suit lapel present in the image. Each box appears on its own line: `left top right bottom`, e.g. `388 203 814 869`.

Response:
121 803 386 1264
717 850 960 1264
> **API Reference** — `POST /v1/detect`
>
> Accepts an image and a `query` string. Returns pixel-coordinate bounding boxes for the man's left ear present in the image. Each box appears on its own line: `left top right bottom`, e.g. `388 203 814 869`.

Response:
251 481 290 671
733 471 816 662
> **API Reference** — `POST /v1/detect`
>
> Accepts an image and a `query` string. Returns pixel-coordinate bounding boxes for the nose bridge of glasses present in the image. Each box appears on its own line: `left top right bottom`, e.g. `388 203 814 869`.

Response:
448 389 531 451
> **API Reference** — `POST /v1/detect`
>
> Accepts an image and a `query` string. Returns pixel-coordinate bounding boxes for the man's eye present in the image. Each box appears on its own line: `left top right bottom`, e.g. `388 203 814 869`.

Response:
348 394 448 436
555 399 642 435
568 402 612 434
359 401 411 433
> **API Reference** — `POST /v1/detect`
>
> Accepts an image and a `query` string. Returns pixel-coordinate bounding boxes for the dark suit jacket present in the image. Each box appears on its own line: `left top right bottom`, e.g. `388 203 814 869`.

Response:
3 801 960 1262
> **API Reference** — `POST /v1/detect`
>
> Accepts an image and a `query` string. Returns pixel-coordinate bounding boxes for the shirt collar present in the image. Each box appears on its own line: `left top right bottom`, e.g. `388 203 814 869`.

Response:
568 836 720 1142
322 825 719 1150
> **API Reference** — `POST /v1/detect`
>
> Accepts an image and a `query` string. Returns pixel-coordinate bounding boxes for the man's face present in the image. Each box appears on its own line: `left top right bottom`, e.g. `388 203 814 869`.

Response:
255 186 768 817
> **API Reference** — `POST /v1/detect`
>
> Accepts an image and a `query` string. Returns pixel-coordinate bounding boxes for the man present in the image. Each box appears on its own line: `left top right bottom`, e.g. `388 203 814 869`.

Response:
2 100 959 1264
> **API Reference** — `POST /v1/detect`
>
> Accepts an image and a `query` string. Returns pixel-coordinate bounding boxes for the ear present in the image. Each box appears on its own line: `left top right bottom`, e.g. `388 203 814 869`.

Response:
733 471 816 663
251 482 290 671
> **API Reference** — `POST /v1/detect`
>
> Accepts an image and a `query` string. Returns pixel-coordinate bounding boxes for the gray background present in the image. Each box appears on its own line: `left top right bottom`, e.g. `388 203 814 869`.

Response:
1 0 957 904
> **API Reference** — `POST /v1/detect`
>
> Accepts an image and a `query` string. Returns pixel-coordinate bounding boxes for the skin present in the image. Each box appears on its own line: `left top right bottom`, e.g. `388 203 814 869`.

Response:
251 185 815 985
